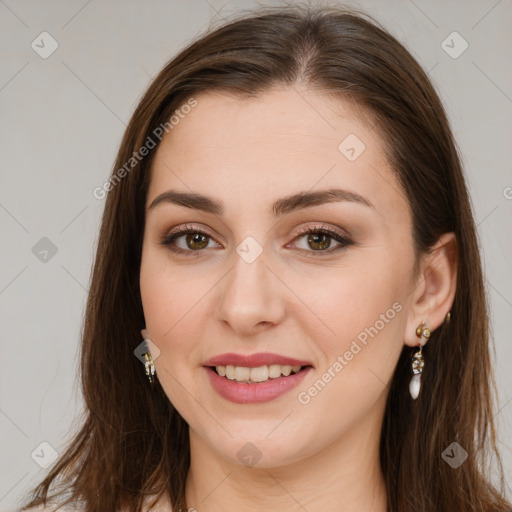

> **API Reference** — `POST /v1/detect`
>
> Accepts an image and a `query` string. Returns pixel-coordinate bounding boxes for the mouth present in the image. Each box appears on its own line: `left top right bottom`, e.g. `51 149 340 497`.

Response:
204 364 313 404
209 364 313 384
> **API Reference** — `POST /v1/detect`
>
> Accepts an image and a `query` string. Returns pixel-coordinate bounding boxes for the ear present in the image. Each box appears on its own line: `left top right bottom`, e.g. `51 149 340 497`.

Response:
141 328 150 340
404 232 458 348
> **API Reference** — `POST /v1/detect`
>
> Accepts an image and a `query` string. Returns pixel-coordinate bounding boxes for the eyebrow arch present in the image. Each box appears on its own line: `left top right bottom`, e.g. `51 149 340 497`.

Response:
147 188 374 216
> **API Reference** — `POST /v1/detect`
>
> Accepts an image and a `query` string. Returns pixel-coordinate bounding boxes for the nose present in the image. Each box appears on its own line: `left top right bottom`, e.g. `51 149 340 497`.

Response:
215 243 286 336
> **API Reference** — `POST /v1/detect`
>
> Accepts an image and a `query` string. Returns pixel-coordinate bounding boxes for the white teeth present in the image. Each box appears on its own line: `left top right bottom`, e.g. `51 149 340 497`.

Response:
250 365 268 382
281 365 292 376
214 364 303 383
235 366 250 381
268 364 282 379
225 365 236 380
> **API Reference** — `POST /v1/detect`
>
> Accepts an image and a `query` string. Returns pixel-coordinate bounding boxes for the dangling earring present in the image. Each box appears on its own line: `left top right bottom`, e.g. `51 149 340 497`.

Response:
140 328 156 384
144 352 155 384
409 321 430 400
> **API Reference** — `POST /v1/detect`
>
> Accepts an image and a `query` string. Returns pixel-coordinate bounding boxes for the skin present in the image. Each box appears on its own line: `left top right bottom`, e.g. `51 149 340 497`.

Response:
139 85 458 512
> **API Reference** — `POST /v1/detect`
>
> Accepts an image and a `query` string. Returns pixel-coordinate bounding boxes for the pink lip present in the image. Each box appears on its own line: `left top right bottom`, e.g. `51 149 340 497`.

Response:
203 352 313 368
204 366 313 404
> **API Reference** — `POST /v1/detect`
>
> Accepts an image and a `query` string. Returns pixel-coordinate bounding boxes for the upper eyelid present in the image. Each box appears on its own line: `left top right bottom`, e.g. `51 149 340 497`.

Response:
162 223 351 250
294 223 351 238
164 222 348 239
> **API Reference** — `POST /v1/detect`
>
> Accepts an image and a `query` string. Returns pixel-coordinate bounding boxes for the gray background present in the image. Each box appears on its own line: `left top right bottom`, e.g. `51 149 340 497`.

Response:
1 0 511 510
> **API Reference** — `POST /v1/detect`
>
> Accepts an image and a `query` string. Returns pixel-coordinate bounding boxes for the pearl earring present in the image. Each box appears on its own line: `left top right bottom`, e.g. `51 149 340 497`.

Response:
409 321 430 400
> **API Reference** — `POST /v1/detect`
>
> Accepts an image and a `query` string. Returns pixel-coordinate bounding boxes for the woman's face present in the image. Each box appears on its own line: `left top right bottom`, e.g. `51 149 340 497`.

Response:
140 86 417 467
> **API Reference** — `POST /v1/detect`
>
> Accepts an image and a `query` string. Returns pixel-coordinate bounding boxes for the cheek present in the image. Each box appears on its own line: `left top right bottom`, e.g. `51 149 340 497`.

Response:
139 246 209 340
291 255 407 405
139 249 215 403
290 254 405 345
293 292 405 439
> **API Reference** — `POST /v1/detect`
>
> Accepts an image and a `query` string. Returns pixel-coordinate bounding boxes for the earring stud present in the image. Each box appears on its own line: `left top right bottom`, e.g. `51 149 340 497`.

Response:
415 321 431 343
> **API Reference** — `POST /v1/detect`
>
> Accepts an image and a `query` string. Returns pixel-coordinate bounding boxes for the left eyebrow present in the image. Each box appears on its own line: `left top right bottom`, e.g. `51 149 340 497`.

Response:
272 188 374 215
147 187 375 216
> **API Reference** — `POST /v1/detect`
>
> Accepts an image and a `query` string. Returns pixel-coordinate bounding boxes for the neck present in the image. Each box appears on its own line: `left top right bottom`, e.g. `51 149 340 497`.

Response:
183 410 388 512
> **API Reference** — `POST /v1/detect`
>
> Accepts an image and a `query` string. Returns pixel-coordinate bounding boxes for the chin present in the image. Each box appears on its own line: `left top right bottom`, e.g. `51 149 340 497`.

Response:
204 432 313 470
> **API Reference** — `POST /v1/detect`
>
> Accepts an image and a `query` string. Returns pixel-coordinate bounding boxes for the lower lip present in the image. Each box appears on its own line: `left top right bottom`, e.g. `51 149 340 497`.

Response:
204 366 313 404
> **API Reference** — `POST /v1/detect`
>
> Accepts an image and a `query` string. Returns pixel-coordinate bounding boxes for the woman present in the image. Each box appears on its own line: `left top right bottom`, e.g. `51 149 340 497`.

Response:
20 4 511 512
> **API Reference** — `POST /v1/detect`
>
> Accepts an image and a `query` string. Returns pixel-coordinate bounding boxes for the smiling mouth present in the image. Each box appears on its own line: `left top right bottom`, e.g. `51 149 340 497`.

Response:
209 364 313 384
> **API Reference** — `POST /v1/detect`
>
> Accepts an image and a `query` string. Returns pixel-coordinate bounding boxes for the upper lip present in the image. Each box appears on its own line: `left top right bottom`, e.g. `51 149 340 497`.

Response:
203 352 313 368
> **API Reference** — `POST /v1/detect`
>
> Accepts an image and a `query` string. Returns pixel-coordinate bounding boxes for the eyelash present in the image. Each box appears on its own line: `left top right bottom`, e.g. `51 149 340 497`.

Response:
160 223 353 257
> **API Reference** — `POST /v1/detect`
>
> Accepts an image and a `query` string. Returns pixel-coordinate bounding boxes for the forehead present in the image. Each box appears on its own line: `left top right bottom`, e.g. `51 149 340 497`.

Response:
147 86 408 222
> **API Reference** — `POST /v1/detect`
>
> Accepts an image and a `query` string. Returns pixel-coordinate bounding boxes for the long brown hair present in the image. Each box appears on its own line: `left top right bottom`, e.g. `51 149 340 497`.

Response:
20 4 511 511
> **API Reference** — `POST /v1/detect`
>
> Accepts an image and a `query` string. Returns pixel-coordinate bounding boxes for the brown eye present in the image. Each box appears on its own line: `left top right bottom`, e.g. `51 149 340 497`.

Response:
304 232 332 251
161 226 220 255
182 232 210 251
291 225 353 255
